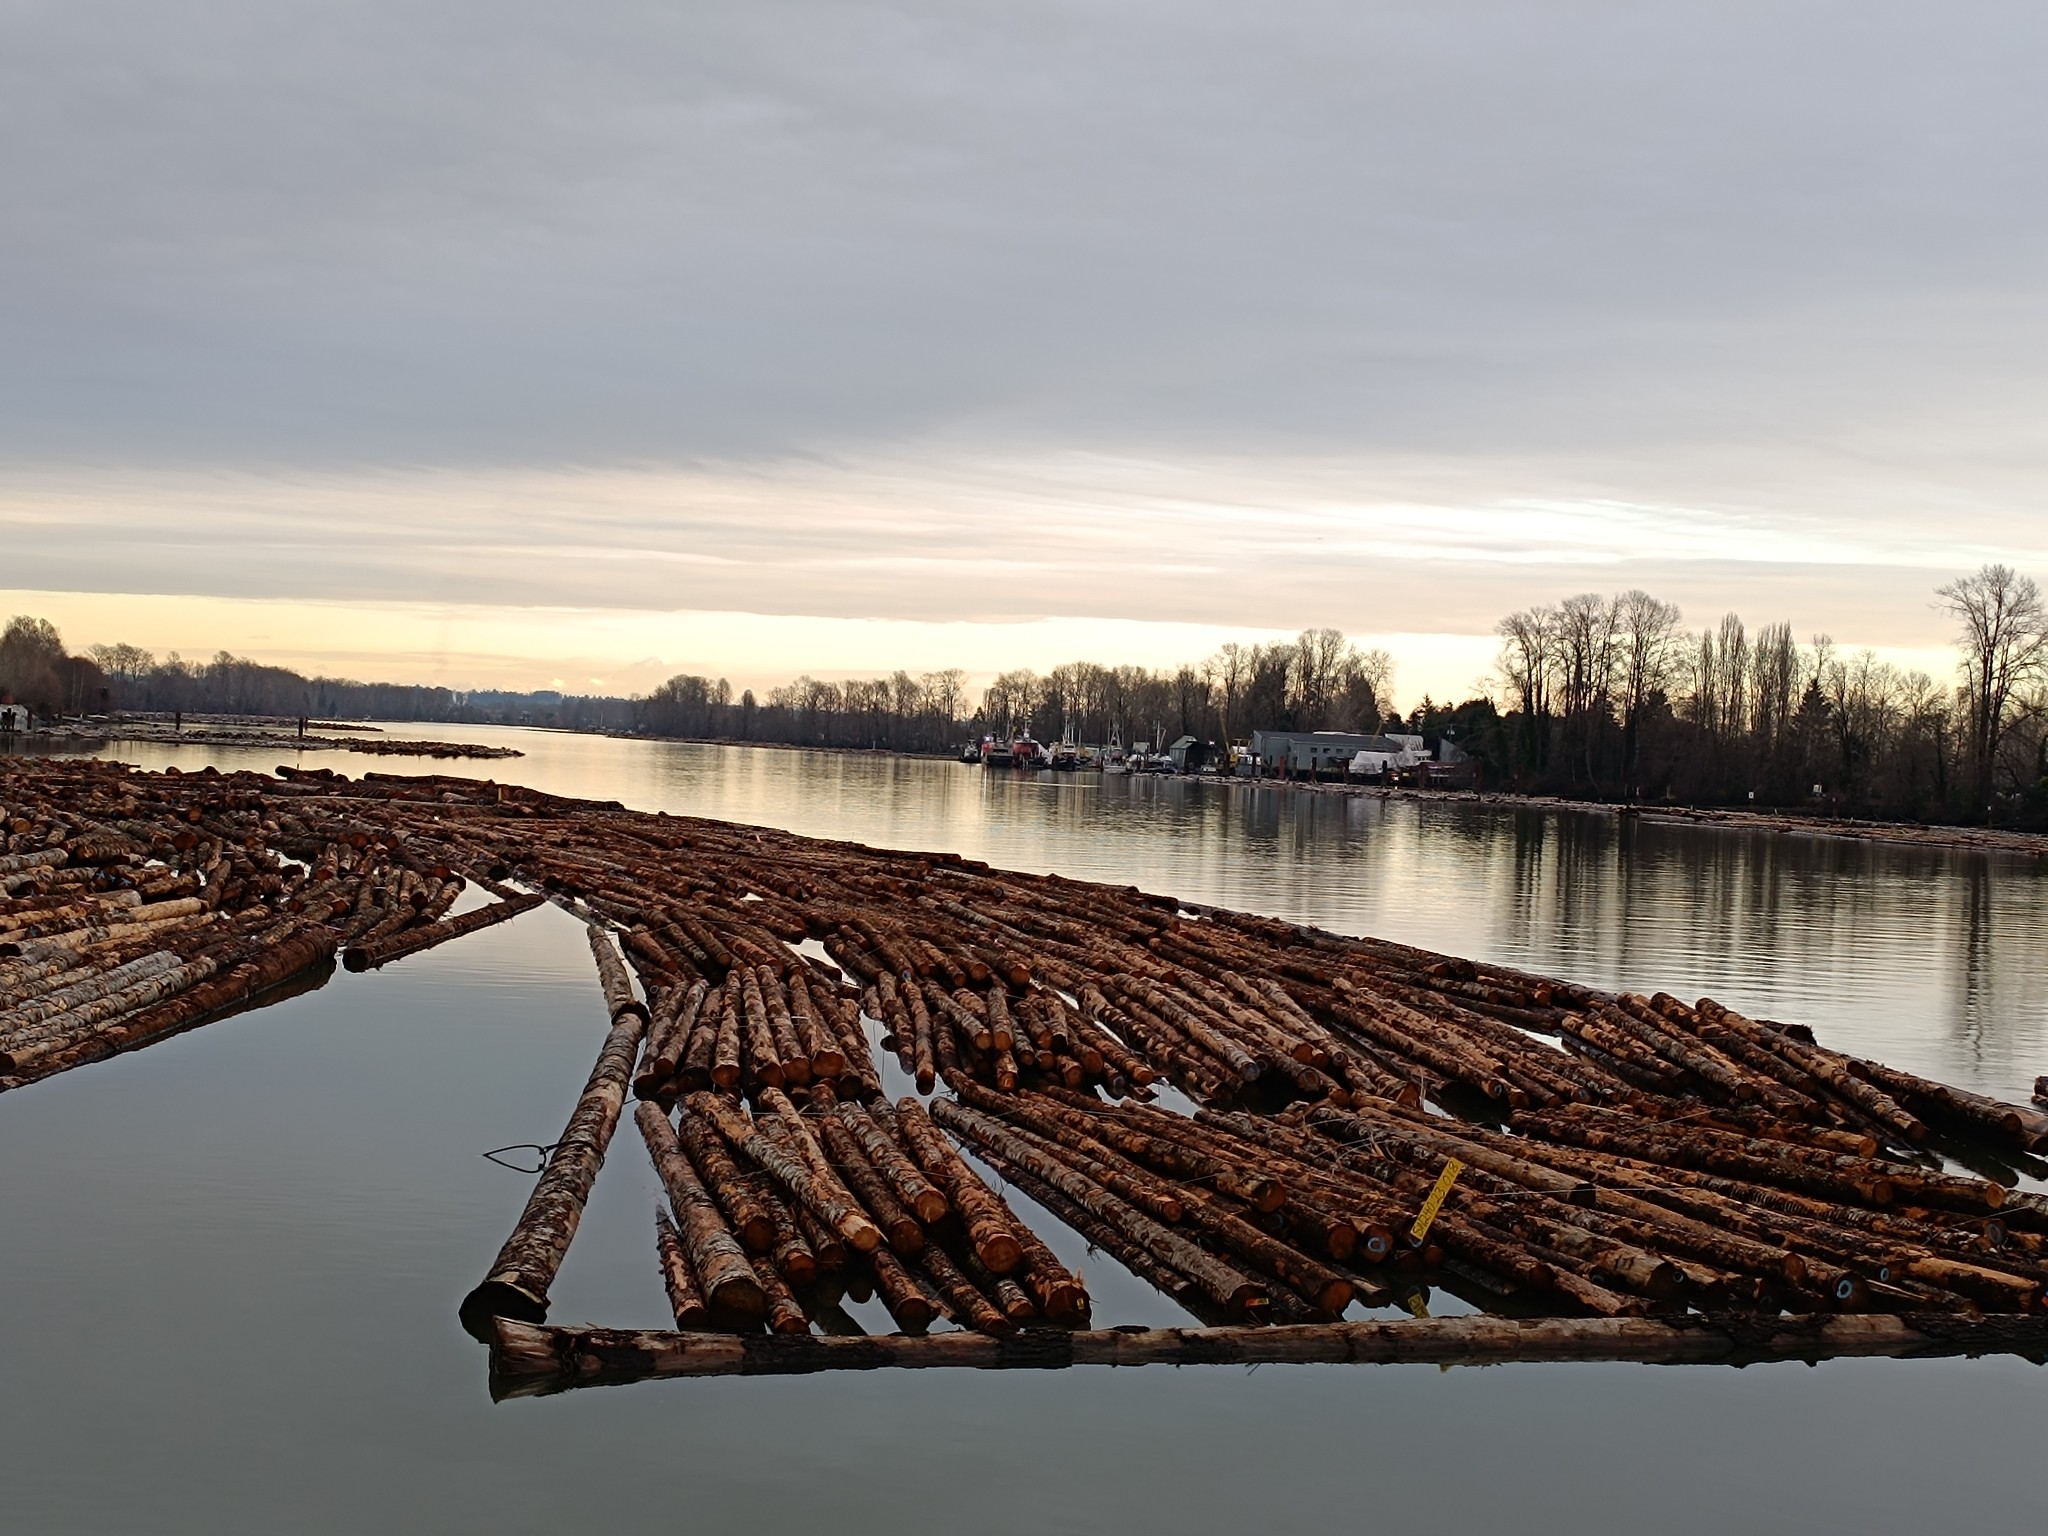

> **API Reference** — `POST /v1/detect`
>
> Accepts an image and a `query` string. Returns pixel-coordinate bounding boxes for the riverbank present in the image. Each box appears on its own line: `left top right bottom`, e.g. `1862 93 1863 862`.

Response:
1218 776 2048 858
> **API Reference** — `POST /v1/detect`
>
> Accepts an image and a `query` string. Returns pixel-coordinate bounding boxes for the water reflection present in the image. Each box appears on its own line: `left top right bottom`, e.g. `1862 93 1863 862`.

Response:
82 725 2048 1103
9 726 2044 1536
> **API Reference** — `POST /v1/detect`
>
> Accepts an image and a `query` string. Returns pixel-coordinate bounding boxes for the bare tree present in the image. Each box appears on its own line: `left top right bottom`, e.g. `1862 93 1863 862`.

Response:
1613 590 1682 788
1938 563 2048 806
1494 605 1556 771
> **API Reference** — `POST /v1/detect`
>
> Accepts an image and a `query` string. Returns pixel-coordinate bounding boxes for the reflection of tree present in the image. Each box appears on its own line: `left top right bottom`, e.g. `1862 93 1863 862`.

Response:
1954 856 1992 1066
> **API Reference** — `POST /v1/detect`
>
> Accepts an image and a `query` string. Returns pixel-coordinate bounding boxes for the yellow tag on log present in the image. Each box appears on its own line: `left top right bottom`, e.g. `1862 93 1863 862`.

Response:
1408 1157 1464 1244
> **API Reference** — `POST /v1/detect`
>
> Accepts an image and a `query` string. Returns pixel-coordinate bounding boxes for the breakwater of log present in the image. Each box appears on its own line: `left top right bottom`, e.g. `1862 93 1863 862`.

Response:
488 1310 2048 1396
5 755 2047 1381
29 717 521 758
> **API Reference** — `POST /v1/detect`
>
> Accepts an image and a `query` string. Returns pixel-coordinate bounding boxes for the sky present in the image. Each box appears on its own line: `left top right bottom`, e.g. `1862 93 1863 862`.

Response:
5 1 2045 706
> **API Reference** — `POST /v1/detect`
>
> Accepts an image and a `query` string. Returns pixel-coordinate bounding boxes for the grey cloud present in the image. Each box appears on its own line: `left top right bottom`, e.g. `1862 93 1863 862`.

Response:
5 2 2046 468
4 0 2048 651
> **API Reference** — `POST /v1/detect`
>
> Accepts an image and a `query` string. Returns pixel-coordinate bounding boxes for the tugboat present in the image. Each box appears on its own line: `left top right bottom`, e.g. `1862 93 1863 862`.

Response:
1010 725 1048 770
959 741 982 764
980 734 1014 768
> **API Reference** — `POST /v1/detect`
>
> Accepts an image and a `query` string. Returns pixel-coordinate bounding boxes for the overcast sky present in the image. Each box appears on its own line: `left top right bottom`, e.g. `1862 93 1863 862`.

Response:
5 1 2045 700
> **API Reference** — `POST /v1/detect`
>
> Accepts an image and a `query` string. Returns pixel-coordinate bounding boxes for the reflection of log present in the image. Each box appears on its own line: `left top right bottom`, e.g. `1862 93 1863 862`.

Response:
490 1311 2048 1395
462 1004 646 1326
342 892 541 971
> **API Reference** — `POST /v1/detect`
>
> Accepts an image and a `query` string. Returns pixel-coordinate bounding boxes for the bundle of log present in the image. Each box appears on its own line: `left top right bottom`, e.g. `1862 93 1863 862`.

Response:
8 756 2048 1375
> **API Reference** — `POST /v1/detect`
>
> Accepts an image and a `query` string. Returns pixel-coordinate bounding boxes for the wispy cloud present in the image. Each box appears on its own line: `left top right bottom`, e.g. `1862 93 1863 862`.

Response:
3 2 2044 689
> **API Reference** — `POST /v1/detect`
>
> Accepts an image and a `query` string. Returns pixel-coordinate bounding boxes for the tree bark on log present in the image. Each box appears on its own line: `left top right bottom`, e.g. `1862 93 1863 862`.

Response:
343 892 541 971
461 1003 647 1326
632 1102 768 1320
838 1100 949 1223
885 1099 1024 1274
586 925 648 1022
653 1208 710 1328
688 1091 884 1254
492 1311 2048 1394
671 1106 776 1251
636 978 708 1097
932 1099 1269 1318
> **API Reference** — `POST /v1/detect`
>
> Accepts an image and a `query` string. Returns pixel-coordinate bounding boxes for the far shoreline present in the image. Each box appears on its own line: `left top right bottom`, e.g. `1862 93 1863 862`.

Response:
33 718 2047 860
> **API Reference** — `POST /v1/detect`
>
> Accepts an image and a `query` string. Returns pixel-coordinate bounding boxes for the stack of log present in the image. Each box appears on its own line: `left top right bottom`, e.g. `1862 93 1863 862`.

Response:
0 760 512 1088
458 920 1088 1339
631 1087 1088 1338
10 756 2048 1356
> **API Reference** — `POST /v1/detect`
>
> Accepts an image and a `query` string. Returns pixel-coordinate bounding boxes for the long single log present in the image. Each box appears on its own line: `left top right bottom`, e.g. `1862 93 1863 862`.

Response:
462 1003 647 1325
586 925 649 1022
490 1311 2048 1393
340 890 542 971
711 980 743 1092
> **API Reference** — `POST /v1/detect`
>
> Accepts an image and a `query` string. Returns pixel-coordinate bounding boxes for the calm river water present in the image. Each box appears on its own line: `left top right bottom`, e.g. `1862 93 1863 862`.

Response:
4 725 2043 1534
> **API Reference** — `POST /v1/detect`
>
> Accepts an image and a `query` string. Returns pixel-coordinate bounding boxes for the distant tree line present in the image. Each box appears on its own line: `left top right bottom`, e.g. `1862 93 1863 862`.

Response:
10 565 2045 825
635 629 1393 752
1473 564 2048 822
0 628 632 732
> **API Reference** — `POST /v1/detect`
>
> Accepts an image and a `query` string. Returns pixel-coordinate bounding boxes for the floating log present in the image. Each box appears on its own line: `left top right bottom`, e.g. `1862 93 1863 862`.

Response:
461 1003 647 1327
1849 1056 2048 1153
489 1311 2048 1394
341 891 542 971
672 1106 775 1251
837 1100 949 1224
11 759 2045 1345
933 1099 1269 1318
886 1099 1024 1274
688 1091 884 1255
586 925 648 1023
634 1103 767 1320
